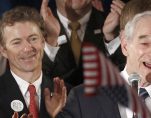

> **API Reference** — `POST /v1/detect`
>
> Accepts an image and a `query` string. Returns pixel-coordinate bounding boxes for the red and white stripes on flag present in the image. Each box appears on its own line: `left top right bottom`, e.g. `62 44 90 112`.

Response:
82 43 151 118
82 43 123 95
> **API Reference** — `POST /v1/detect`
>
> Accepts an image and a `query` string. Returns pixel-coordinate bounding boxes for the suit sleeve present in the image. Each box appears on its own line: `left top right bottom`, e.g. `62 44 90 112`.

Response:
0 98 6 118
56 87 82 118
0 111 5 118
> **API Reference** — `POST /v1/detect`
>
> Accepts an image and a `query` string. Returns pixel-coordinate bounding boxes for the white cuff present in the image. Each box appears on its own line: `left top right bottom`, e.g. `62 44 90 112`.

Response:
44 42 60 62
105 36 121 55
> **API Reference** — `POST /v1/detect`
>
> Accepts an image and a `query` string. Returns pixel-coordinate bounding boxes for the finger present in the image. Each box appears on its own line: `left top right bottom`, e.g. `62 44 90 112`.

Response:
40 0 49 16
117 0 125 7
20 114 28 118
44 7 53 23
111 2 124 15
28 113 33 118
61 86 67 107
111 4 122 15
44 88 52 108
44 88 51 100
54 77 59 93
54 77 63 94
60 79 65 87
56 78 63 95
41 0 49 10
112 0 125 9
12 112 18 118
59 79 65 95
110 8 117 14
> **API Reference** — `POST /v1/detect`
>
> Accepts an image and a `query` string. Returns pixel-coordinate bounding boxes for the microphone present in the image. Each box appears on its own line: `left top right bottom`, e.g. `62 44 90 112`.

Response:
128 72 141 93
128 73 141 118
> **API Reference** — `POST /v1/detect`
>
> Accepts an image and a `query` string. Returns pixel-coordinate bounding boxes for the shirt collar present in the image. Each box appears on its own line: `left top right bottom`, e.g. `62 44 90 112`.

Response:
11 70 42 96
120 67 129 84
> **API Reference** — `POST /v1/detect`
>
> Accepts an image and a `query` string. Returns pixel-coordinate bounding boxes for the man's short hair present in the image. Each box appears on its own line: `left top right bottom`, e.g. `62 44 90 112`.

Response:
125 11 151 40
0 6 46 46
120 0 151 30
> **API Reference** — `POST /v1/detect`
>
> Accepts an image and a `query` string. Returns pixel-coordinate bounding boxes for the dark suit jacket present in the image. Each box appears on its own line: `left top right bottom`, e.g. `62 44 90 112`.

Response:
42 7 126 90
0 70 53 118
57 85 121 118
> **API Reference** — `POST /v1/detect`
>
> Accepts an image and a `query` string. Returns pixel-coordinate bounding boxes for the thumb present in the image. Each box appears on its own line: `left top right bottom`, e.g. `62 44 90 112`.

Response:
12 112 18 118
20 114 28 118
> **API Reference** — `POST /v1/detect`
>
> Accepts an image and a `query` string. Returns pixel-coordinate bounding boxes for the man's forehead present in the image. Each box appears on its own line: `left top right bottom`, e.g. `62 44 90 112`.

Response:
3 22 42 40
4 22 40 33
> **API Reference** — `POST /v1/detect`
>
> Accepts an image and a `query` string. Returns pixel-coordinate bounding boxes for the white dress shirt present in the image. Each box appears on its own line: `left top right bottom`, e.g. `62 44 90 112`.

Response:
11 71 42 109
44 42 59 61
105 36 120 55
44 9 120 61
120 68 134 118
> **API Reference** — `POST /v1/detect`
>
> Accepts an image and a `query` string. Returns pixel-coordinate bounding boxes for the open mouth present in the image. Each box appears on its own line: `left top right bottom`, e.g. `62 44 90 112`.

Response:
21 54 36 62
143 62 151 69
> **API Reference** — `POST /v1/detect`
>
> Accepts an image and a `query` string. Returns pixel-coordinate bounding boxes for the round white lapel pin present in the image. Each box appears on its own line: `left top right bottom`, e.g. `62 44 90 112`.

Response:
11 100 24 112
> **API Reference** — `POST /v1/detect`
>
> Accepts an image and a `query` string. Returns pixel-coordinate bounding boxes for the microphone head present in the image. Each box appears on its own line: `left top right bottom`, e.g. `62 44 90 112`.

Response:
128 72 141 84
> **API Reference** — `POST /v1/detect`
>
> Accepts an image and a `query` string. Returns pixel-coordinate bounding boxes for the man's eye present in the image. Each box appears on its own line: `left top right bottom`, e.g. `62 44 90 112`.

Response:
30 37 39 42
141 43 148 45
12 41 20 45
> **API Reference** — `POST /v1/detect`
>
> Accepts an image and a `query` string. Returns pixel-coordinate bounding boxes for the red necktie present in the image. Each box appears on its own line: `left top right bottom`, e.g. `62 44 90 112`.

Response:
28 84 39 118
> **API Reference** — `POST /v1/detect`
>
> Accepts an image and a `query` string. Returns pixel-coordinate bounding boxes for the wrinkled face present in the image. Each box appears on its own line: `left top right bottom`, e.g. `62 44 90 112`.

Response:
59 0 92 10
1 22 45 73
122 16 151 84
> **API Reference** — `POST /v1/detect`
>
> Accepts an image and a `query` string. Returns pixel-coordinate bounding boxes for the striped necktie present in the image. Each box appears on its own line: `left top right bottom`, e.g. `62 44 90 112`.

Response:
139 88 149 102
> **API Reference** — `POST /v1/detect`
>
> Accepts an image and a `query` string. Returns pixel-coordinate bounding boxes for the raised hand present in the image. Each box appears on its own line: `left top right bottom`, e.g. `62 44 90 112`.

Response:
12 112 33 118
103 0 125 42
40 0 60 46
44 77 67 118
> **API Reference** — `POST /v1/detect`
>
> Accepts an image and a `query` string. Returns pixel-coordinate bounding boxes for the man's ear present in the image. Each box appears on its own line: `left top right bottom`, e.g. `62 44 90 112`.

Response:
41 36 45 47
0 45 8 59
120 30 129 57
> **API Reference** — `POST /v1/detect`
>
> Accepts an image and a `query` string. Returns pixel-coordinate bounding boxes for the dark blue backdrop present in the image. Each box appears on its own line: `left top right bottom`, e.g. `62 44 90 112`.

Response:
0 0 56 17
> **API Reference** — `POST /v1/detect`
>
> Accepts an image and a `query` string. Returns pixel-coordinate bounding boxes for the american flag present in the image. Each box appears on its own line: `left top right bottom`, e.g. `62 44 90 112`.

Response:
82 43 151 118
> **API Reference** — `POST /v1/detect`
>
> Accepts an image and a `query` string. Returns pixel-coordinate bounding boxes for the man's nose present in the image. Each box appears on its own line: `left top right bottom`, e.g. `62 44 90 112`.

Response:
23 40 33 52
147 45 151 53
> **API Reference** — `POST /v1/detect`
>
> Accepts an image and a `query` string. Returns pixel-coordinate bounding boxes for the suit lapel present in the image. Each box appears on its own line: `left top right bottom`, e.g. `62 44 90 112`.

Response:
42 52 54 76
83 7 107 55
39 75 53 118
3 70 29 116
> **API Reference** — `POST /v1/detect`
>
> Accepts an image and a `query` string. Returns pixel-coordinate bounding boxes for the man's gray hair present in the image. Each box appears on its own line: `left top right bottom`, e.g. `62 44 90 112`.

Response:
124 11 151 40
